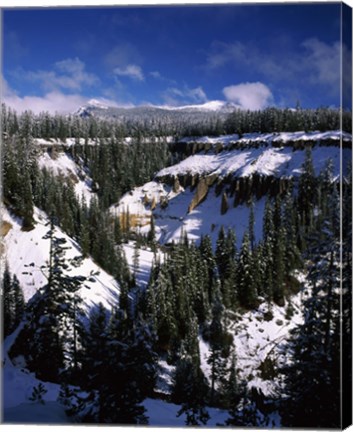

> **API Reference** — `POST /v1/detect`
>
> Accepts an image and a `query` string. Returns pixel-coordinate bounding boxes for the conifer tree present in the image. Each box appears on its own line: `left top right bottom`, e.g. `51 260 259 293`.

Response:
12 219 87 382
199 235 217 302
282 185 341 428
248 198 255 250
207 294 228 405
272 226 286 306
237 231 257 309
298 147 316 227
173 318 210 426
91 307 156 424
2 265 24 337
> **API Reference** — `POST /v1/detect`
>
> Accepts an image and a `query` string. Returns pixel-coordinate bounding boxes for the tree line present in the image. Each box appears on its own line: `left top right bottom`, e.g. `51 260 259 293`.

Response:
2 103 351 144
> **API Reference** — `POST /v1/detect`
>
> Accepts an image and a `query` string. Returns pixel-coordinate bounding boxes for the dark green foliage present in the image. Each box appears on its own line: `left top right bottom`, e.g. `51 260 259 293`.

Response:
2 265 25 337
298 147 317 228
11 220 87 382
237 231 257 309
282 184 341 428
2 102 347 427
342 163 352 425
224 106 350 134
207 294 230 405
172 318 210 426
77 305 157 424
29 383 48 404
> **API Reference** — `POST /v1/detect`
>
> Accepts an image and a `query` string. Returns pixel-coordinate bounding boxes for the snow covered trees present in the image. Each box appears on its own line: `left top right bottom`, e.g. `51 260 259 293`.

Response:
76 306 157 424
10 220 87 382
2 264 25 337
282 177 342 428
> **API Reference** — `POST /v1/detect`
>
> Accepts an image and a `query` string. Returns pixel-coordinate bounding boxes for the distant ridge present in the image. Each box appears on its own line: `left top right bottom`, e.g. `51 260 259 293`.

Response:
74 99 237 119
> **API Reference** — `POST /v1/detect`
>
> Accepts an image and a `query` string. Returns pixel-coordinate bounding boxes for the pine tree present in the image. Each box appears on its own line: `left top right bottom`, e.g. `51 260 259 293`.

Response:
282 191 302 273
147 213 156 250
248 198 255 250
173 318 210 426
89 307 156 424
2 265 24 337
298 147 316 228
222 354 242 410
132 241 140 283
342 163 352 425
207 294 229 405
282 185 341 428
237 232 257 309
12 219 87 382
199 235 217 303
272 226 286 306
82 303 109 390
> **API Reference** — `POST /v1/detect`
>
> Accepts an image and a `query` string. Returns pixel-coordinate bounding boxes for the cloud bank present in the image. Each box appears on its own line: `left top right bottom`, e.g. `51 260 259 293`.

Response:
223 82 273 110
114 64 144 81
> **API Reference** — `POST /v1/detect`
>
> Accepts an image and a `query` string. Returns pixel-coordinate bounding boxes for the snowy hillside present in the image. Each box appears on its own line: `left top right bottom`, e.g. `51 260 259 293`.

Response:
160 132 351 179
1 206 120 310
178 130 351 147
112 131 351 246
38 150 95 201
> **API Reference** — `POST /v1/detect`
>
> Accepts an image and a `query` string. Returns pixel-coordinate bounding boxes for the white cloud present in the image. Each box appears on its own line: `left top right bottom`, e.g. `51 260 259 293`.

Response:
13 57 99 92
302 38 340 88
222 82 273 110
206 38 347 103
150 71 162 79
113 64 144 81
206 41 247 70
162 85 208 106
2 78 124 114
3 90 87 115
104 43 142 69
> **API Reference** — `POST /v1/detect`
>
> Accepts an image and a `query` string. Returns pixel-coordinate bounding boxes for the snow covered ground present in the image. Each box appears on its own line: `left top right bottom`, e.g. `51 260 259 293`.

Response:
38 151 94 202
111 132 351 248
179 130 351 146
113 181 266 247
1 206 120 311
158 142 350 179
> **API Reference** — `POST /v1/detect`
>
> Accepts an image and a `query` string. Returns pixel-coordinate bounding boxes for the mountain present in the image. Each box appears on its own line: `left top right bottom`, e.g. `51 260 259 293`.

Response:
74 99 237 120
2 97 351 427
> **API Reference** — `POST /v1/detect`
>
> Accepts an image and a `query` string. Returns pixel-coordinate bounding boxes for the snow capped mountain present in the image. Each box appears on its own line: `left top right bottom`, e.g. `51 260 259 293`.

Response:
74 99 110 117
158 100 236 112
74 99 236 119
86 99 110 109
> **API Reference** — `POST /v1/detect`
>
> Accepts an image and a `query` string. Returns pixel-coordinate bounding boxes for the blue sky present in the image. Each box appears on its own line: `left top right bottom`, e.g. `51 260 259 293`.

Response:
2 3 351 113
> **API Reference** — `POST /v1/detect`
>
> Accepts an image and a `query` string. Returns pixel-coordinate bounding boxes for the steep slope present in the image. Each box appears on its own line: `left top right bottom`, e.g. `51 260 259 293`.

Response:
111 130 351 246
37 149 95 202
1 206 120 311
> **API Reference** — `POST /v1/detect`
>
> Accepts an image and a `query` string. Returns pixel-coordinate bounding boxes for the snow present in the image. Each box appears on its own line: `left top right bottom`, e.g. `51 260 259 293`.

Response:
2 206 120 311
38 151 94 201
158 144 350 180
155 359 175 395
123 242 162 290
160 100 233 112
180 130 352 145
2 324 63 416
4 402 69 424
113 181 266 248
137 136 351 246
228 292 308 397
144 398 228 427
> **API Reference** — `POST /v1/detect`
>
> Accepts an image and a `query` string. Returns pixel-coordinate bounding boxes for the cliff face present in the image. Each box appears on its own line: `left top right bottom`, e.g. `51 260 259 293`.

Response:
188 178 209 213
111 131 352 245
